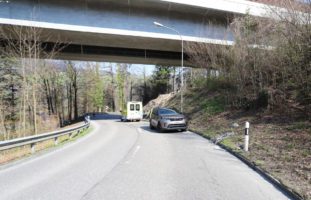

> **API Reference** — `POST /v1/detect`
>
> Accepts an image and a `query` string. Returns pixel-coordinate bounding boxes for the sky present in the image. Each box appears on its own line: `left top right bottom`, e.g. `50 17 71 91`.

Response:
100 63 156 76
129 64 155 76
50 60 156 76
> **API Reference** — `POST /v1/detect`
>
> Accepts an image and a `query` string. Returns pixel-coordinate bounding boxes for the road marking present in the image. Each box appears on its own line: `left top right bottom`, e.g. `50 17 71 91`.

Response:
214 146 221 150
125 145 141 164
133 145 141 155
138 128 144 134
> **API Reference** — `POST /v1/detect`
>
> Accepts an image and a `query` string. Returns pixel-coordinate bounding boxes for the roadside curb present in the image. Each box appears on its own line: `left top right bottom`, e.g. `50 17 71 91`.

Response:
189 129 304 200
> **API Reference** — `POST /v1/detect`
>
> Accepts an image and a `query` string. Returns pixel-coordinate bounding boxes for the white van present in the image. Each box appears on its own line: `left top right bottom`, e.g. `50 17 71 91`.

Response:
121 101 143 122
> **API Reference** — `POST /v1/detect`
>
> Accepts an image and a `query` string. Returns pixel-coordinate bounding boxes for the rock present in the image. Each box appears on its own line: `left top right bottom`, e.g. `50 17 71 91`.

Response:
231 122 239 128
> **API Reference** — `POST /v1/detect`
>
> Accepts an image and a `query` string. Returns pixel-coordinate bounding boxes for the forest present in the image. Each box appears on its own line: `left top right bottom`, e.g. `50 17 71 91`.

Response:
0 24 182 140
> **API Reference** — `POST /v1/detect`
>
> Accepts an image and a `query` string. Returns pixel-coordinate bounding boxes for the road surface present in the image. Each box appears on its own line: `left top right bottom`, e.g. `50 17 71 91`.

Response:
0 114 290 200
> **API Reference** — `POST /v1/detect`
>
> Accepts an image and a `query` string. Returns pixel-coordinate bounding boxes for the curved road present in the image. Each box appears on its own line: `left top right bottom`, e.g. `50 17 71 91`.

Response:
0 114 290 200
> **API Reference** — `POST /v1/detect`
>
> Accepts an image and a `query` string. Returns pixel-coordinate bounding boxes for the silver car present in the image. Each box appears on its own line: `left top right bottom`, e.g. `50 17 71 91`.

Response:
149 107 187 132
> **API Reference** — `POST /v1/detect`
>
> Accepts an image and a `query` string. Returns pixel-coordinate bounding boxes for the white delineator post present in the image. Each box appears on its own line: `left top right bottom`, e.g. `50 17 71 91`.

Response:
244 122 250 151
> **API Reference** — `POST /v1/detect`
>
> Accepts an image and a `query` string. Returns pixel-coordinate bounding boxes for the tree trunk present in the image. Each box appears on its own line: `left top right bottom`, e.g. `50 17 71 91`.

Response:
73 74 78 120
67 84 72 121
173 67 176 92
44 79 52 115
110 65 116 112
130 80 133 101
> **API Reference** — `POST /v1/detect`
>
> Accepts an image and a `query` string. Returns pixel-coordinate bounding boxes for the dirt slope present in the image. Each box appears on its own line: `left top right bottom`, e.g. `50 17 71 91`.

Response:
143 93 175 114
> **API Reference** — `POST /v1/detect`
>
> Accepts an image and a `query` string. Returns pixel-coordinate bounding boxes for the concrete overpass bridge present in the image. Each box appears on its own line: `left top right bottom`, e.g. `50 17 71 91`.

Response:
0 0 269 66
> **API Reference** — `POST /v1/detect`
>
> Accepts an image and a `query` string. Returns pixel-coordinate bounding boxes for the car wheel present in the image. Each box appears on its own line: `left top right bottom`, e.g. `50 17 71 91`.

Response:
157 122 164 133
149 122 154 130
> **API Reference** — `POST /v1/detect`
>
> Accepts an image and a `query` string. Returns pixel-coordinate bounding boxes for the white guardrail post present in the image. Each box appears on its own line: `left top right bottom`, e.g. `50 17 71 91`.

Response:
244 121 250 152
31 143 36 154
54 137 59 146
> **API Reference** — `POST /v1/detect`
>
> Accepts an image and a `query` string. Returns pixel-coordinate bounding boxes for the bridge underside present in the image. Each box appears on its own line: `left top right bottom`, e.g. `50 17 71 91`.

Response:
0 0 245 66
0 23 194 66
0 22 225 66
56 44 188 66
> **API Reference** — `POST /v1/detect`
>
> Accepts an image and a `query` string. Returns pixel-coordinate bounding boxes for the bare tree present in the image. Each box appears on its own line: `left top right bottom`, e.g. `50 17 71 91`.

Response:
0 25 64 137
186 0 310 117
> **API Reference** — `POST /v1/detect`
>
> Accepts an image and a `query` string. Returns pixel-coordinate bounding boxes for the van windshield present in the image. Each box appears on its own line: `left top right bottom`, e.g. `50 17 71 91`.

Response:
158 109 177 115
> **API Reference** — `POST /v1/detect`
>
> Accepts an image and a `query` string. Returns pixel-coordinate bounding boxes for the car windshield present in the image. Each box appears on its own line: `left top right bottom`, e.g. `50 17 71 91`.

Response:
158 108 177 115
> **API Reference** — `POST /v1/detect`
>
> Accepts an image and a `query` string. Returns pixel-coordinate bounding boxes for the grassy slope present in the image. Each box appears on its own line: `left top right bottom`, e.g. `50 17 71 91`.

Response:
164 87 311 199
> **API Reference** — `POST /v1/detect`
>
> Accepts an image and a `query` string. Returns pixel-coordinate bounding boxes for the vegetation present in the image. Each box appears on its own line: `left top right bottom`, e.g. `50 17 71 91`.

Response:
186 0 311 119
202 97 225 116
143 66 176 104
0 25 128 140
116 64 127 113
0 27 181 140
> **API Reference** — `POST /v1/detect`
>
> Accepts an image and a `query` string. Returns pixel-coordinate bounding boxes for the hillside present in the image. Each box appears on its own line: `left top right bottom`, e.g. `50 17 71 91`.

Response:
145 88 311 199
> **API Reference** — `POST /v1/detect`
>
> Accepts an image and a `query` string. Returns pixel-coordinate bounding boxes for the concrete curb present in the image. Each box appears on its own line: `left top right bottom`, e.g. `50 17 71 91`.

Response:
189 129 304 200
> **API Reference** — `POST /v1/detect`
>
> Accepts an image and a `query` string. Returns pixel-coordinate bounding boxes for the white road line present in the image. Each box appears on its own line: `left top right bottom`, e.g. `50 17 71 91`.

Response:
138 128 144 134
214 146 222 150
133 145 141 155
125 145 141 164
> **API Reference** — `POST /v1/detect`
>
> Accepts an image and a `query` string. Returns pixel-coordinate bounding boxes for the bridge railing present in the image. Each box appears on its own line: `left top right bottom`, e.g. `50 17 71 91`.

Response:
0 121 90 154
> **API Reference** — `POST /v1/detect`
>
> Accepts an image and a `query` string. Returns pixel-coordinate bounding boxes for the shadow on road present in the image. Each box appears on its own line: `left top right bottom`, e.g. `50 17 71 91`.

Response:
90 113 121 121
139 125 184 134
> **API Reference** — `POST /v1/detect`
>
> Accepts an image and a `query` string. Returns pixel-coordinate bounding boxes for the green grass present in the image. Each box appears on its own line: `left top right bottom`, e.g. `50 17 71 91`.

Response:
201 129 218 138
302 149 309 158
286 143 295 150
220 138 236 150
58 125 93 146
254 160 265 167
202 97 225 115
286 122 311 131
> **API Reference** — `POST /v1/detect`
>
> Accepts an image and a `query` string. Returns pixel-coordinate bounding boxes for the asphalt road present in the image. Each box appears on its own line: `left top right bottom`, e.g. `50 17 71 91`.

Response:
0 114 290 200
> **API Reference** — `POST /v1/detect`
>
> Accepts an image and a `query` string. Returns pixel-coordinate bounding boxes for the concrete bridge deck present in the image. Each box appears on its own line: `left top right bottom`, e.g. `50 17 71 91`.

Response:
0 0 269 65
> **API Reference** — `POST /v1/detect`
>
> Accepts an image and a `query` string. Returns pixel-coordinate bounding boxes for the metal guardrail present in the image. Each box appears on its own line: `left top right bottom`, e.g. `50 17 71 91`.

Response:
0 121 90 153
